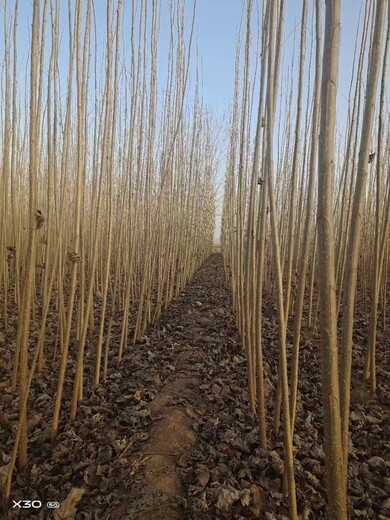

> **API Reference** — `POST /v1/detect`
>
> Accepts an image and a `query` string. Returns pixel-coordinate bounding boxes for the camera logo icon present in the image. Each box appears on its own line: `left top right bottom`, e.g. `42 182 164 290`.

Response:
47 501 60 509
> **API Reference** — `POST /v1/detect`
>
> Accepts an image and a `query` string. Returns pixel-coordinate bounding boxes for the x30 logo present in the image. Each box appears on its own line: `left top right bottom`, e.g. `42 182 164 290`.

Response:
13 500 42 509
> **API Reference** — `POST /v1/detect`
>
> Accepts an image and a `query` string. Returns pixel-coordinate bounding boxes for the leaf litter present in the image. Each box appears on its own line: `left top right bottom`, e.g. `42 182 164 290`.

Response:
0 253 389 518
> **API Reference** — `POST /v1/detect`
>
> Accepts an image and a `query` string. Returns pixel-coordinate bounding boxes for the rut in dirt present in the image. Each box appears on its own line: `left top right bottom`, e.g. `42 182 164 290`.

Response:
110 252 255 519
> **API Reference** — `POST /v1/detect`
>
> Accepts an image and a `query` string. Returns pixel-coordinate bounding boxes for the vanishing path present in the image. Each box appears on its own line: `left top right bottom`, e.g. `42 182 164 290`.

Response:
111 253 258 519
111 254 390 519
6 253 257 520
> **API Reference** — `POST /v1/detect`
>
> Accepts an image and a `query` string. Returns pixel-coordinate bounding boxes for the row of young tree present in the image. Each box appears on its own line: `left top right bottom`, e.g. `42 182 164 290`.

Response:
221 0 389 518
0 0 216 505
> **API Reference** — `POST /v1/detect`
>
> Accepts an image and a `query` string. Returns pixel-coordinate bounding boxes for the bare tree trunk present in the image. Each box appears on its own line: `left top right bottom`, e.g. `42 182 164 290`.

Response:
364 3 390 393
289 0 321 433
316 0 346 517
15 0 40 471
264 1 297 517
339 0 387 488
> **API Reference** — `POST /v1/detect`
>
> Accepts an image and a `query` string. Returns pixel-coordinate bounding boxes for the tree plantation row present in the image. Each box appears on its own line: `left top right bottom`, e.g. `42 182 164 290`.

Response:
222 0 389 518
0 0 389 519
0 0 216 507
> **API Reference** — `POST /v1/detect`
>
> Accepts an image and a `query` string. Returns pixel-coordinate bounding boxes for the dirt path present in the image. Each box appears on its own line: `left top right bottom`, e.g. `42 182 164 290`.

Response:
109 253 250 519
113 352 202 519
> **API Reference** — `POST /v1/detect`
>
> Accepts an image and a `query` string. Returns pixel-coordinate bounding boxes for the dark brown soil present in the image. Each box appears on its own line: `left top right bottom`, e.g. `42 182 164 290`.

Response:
0 254 389 519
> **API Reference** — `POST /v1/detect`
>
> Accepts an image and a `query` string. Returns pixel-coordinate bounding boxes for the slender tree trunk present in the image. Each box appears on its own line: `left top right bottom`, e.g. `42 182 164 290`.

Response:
289 0 321 433
339 0 387 488
15 0 40 471
264 1 297 517
364 4 390 392
316 0 346 517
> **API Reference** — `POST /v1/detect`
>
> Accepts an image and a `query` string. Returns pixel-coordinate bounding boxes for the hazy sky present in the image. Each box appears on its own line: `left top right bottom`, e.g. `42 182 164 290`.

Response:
172 0 365 120
7 1 369 121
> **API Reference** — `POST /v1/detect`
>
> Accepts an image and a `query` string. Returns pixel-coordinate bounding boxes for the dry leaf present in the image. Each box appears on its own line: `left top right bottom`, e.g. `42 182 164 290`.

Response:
216 485 241 511
195 465 210 488
54 488 85 520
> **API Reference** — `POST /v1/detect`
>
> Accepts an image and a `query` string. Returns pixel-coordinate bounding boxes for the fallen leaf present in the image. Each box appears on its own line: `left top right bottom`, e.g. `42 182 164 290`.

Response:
215 485 241 511
54 487 85 520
